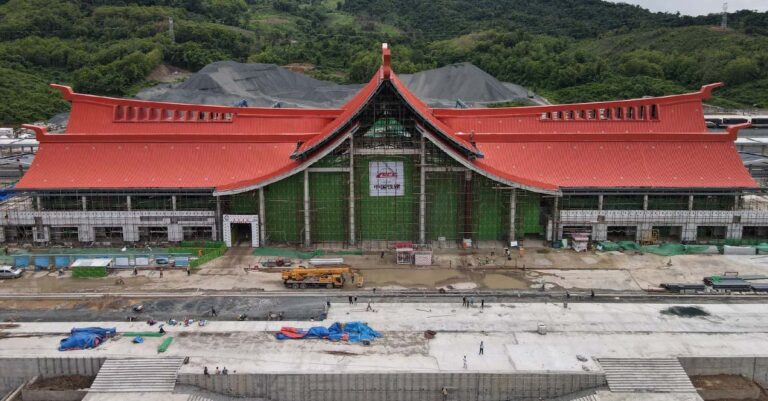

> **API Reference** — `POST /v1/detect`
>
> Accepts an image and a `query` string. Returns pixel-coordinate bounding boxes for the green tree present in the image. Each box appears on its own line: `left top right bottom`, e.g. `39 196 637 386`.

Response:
722 57 761 86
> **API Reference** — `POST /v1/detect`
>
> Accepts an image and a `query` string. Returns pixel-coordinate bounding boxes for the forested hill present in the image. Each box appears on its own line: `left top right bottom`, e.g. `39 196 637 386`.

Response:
1 0 767 124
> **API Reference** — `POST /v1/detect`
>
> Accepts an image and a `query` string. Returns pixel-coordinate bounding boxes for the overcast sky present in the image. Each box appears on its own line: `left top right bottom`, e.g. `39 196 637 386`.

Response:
606 0 768 16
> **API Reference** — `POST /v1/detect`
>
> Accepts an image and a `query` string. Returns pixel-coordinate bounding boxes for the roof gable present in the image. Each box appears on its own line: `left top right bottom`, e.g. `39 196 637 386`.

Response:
290 44 484 161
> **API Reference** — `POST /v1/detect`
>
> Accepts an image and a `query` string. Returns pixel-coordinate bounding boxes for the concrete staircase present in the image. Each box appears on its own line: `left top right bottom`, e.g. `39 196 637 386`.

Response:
597 358 697 393
89 357 184 393
551 390 601 401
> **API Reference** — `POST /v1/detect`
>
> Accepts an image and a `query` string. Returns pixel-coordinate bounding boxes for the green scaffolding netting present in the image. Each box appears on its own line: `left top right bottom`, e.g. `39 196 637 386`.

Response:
253 247 363 259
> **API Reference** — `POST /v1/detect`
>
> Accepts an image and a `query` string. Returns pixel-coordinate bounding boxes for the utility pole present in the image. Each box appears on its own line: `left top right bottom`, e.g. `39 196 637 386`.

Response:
721 2 728 29
168 17 175 43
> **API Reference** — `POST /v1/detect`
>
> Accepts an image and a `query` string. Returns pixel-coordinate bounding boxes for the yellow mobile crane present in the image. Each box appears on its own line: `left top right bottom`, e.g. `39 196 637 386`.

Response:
281 266 364 289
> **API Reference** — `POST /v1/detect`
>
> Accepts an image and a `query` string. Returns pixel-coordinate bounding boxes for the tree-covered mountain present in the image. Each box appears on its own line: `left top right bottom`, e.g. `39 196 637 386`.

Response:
0 0 766 124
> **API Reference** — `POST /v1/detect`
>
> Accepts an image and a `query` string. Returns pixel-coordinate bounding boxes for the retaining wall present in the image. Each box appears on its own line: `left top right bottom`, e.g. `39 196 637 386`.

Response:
22 388 86 401
679 357 768 389
178 372 606 401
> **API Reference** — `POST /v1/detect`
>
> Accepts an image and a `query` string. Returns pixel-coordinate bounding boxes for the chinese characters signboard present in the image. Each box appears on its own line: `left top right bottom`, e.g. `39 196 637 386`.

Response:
369 161 404 196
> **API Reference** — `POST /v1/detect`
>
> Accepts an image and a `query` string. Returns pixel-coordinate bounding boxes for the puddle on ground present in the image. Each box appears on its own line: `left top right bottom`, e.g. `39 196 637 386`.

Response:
481 274 527 289
364 268 463 287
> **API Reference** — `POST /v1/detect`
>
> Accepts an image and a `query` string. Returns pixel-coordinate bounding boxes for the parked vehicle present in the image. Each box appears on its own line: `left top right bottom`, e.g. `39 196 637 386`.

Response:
0 265 23 279
281 266 363 289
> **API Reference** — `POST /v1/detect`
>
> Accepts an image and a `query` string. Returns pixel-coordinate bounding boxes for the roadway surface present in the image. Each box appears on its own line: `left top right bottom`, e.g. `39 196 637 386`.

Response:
3 290 768 322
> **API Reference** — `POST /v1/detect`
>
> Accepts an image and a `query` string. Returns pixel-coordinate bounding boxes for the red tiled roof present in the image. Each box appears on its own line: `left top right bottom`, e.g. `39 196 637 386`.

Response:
17 139 300 191
15 45 758 193
472 140 755 190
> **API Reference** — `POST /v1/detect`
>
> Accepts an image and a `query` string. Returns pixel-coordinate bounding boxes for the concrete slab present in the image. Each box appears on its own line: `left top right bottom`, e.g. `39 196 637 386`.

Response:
1 303 767 375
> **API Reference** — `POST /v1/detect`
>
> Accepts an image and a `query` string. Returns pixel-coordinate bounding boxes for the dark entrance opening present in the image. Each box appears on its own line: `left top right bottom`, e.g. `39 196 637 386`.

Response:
231 223 252 246
607 226 637 242
654 226 682 242
696 226 727 242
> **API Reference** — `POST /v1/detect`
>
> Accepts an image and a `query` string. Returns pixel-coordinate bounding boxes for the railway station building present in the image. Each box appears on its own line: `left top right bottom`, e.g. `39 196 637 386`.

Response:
3 44 767 248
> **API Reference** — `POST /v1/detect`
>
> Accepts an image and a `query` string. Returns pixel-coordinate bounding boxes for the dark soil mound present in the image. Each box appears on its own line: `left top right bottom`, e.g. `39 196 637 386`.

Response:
28 375 94 390
660 306 711 318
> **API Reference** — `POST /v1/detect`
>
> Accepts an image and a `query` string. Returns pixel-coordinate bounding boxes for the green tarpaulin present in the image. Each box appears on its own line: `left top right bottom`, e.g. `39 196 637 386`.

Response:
123 332 166 337
158 337 173 353
598 241 714 256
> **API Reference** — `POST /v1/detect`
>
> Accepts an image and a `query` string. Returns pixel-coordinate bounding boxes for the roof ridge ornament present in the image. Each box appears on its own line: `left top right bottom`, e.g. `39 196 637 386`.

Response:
699 82 724 99
381 43 391 80
21 124 48 141
726 122 752 140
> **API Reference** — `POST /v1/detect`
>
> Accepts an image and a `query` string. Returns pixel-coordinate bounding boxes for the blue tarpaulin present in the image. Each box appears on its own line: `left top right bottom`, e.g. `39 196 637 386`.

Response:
34 256 50 269
71 327 116 337
0 186 15 202
276 321 381 343
59 327 116 351
14 256 29 267
54 256 70 268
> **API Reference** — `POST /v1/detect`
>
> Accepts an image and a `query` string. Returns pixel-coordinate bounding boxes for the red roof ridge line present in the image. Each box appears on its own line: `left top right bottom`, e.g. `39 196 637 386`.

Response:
432 83 724 117
24 124 319 144
49 84 343 117
460 132 735 143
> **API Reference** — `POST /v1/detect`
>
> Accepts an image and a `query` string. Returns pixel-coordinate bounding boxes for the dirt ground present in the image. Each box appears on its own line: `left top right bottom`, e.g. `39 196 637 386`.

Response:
28 375 94 390
692 374 768 401
0 246 766 294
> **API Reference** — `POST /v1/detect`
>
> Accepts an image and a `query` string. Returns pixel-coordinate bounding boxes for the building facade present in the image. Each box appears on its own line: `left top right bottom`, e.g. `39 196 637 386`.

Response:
4 44 767 248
